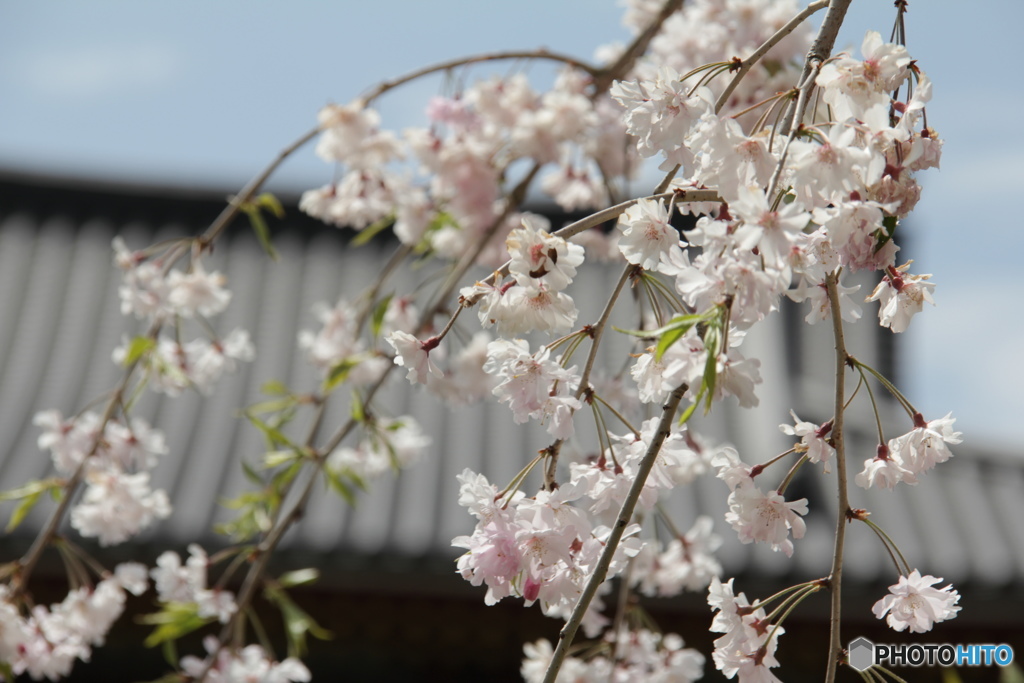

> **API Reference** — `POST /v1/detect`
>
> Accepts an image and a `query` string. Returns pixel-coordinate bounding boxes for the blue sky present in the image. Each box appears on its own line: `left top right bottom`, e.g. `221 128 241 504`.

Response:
1 1 1021 451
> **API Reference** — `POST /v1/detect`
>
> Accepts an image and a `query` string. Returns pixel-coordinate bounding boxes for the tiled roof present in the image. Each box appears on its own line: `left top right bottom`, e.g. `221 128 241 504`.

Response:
0 173 1020 603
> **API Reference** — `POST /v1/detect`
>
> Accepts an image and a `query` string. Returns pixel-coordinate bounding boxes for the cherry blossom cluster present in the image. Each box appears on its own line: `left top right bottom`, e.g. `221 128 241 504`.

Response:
151 544 238 624
452 468 642 637
708 577 790 681
0 564 147 680
180 635 311 683
855 411 962 489
301 71 619 266
521 629 704 682
452 419 722 634
33 410 171 545
111 237 255 395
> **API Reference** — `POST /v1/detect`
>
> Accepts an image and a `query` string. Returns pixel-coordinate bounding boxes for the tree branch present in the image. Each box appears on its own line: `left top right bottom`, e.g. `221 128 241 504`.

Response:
715 0 829 114
824 271 851 683
542 382 688 683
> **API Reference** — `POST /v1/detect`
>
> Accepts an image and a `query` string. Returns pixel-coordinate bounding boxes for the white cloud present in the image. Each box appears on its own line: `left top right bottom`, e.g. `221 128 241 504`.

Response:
21 43 181 99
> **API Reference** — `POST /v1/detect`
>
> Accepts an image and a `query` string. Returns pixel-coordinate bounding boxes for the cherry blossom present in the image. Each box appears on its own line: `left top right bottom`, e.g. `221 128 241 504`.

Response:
872 570 961 633
780 411 835 473
867 262 936 332
724 483 808 557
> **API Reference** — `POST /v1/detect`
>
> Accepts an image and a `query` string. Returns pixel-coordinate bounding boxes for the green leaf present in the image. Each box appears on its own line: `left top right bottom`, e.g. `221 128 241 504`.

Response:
140 602 211 647
1000 662 1024 683
0 478 60 502
350 214 395 247
370 294 394 339
350 390 365 423
874 214 899 253
278 568 320 588
701 326 720 414
121 336 156 366
0 661 14 682
615 312 708 340
160 640 179 669
262 450 298 469
244 410 296 450
261 379 290 396
654 321 693 361
246 207 279 261
263 583 333 658
677 399 699 426
241 459 265 486
256 192 285 219
7 491 43 532
942 669 965 683
322 357 360 395
325 467 357 506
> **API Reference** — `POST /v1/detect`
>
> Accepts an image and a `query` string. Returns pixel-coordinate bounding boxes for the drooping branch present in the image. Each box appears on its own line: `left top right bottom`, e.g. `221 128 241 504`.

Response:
715 0 829 113
542 382 688 683
592 0 685 93
824 271 852 683
779 0 853 133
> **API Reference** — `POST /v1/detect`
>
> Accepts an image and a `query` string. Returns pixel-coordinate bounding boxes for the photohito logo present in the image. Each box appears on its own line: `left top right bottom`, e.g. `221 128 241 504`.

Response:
848 637 1015 672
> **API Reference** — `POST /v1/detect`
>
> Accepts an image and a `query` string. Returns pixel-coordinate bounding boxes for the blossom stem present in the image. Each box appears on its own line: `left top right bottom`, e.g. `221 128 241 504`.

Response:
592 393 639 438
776 453 809 496
843 372 864 411
542 382 688 683
640 270 687 315
354 244 413 334
763 581 821 632
758 446 799 473
578 266 631 398
857 366 888 446
824 270 851 683
849 358 917 417
753 577 824 613
498 453 545 504
859 518 911 576
715 0 829 113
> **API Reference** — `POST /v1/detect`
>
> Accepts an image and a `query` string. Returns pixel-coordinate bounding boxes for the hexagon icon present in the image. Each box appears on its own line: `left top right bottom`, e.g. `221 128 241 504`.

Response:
848 637 875 672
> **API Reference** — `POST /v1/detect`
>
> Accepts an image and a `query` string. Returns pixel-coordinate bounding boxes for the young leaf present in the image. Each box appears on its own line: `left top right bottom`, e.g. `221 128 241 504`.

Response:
278 568 320 588
256 192 285 219
246 207 279 261
140 602 211 647
6 490 43 532
370 293 394 339
325 468 357 506
121 336 156 366
350 214 395 247
263 583 333 658
261 379 291 396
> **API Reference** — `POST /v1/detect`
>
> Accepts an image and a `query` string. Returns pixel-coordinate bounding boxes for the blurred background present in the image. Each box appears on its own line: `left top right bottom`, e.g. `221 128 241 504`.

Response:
0 2 1021 681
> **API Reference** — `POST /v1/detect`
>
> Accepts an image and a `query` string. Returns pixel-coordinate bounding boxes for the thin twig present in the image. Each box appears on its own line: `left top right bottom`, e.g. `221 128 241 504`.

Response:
715 0 830 114
362 51 603 106
824 271 851 683
766 60 822 200
542 383 688 683
779 0 853 133
543 265 632 489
